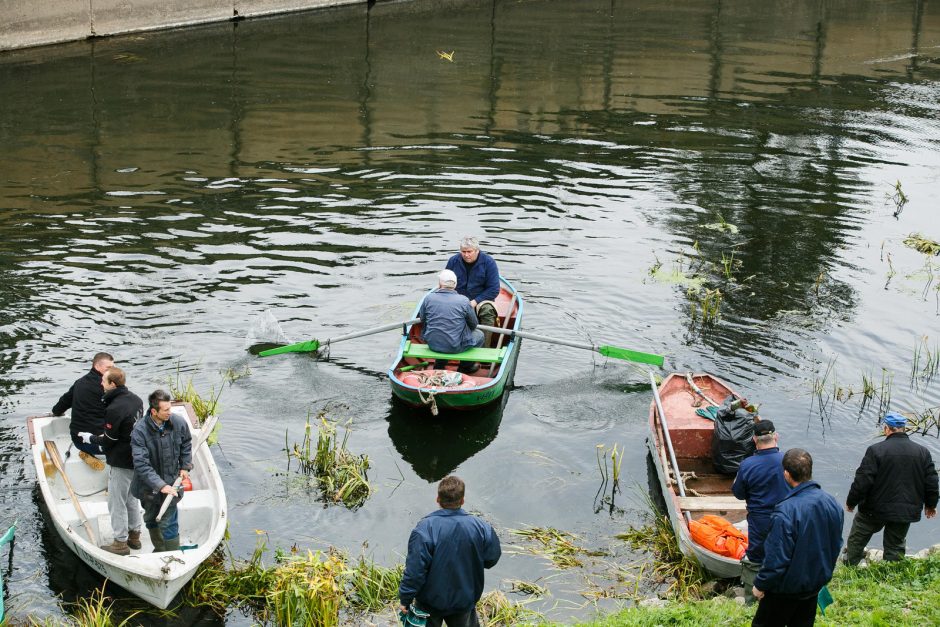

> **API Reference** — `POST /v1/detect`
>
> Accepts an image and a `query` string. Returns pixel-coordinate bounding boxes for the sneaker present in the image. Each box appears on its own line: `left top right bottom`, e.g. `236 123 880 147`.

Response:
101 539 130 556
79 450 105 471
457 362 480 374
127 529 142 550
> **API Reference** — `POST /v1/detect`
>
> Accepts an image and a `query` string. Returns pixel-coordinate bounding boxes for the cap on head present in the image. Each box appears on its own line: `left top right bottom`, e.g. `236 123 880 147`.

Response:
883 412 906 429
438 269 458 287
753 420 776 436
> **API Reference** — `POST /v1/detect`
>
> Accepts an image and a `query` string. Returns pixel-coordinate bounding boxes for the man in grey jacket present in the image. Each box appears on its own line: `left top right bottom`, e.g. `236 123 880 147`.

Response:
131 389 193 552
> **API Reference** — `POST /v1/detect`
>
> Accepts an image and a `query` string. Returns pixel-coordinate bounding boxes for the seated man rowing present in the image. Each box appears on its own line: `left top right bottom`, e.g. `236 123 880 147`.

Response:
419 269 483 374
445 235 500 344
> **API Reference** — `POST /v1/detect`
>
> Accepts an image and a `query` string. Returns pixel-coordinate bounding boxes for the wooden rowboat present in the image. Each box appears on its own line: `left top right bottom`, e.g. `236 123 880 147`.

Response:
388 277 522 412
28 402 226 608
647 372 746 578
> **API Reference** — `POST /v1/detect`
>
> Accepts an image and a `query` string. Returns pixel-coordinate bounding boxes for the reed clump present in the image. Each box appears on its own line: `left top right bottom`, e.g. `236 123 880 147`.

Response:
617 514 705 600
188 538 402 625
286 412 372 510
169 366 222 423
476 590 541 626
25 584 141 626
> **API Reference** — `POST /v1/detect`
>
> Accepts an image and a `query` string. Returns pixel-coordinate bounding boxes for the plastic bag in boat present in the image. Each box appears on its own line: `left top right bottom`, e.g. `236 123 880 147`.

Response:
689 514 748 560
711 394 756 474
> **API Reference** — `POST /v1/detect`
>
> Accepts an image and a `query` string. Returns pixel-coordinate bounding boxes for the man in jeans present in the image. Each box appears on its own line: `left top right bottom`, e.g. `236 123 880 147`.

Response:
131 390 192 552
400 476 501 626
845 412 938 564
78 367 144 555
732 420 790 604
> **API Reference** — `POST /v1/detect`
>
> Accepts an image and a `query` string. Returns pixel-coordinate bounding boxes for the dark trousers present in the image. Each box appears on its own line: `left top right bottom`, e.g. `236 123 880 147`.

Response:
752 591 817 627
845 510 910 564
426 609 480 627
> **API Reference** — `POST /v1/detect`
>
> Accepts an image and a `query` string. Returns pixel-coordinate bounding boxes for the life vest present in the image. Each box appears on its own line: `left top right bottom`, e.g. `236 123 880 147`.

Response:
688 514 748 560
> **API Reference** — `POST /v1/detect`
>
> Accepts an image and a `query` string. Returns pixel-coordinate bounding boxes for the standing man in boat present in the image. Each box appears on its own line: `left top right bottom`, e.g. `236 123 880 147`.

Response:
732 420 790 604
399 475 501 627
80 367 145 555
752 449 843 627
844 412 938 565
445 235 500 345
131 389 192 552
52 351 114 470
420 269 485 374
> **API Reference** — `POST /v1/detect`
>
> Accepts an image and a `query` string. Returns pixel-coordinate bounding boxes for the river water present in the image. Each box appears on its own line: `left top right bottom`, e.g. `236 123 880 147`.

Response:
2 0 940 623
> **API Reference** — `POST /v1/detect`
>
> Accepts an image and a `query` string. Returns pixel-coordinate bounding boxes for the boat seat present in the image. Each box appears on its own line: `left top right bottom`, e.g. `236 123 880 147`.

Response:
677 496 748 512
402 341 506 363
177 489 214 511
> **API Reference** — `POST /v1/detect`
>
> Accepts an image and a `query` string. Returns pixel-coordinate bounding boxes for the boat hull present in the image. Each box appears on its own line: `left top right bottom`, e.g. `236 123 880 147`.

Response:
29 403 227 609
647 372 744 579
388 277 522 411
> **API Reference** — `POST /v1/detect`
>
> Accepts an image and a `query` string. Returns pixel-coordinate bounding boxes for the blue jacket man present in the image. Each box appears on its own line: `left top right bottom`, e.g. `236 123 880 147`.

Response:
131 389 193 552
400 475 501 626
445 237 500 306
752 449 843 627
419 270 484 355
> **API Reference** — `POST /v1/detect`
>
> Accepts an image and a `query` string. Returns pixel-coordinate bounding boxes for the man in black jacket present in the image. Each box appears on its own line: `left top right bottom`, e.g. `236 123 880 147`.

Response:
53 352 114 467
80 367 144 555
845 412 939 565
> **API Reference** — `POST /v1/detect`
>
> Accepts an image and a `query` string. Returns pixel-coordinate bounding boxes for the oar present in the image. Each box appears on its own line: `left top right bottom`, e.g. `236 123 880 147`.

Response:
476 324 665 366
44 441 98 545
488 292 517 377
156 413 218 523
258 318 421 357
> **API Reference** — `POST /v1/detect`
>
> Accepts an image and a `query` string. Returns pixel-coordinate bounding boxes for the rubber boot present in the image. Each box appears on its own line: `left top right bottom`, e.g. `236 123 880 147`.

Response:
127 529 142 550
101 539 130 556
164 536 181 551
149 527 165 552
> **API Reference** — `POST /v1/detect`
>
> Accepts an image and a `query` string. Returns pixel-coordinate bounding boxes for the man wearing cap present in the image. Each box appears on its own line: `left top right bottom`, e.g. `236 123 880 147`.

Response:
844 412 938 565
732 420 790 604
419 269 485 374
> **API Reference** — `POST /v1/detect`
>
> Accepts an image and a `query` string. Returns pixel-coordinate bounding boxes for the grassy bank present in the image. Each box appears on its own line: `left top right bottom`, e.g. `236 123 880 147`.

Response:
566 552 940 626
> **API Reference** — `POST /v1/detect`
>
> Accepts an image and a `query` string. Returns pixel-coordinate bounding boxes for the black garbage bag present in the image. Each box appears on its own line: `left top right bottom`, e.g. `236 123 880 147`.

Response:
712 394 757 474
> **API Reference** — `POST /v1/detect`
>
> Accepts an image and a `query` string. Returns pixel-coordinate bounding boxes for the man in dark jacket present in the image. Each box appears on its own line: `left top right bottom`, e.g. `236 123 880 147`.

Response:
420 269 485 373
79 367 145 555
131 389 192 552
753 448 843 627
445 235 500 344
732 420 790 604
52 352 114 459
400 475 501 627
845 412 939 565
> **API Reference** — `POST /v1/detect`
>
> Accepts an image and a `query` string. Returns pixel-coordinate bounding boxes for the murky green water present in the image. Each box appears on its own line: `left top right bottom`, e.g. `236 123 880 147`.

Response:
2 0 940 622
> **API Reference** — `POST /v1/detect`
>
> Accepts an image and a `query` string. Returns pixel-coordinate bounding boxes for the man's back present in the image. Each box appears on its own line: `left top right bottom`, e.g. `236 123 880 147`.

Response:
420 289 478 354
400 508 501 615
53 368 107 433
848 432 939 522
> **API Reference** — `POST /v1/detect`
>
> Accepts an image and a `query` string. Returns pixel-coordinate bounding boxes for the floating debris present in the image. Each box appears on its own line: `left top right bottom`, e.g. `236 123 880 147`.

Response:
904 233 940 256
476 590 541 626
509 527 587 569
702 212 739 234
506 579 547 597
436 50 455 62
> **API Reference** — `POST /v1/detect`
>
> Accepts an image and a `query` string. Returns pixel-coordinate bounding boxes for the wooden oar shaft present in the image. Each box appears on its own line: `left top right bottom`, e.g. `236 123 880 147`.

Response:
44 441 97 545
488 293 517 377
477 325 596 351
156 413 219 523
323 318 420 346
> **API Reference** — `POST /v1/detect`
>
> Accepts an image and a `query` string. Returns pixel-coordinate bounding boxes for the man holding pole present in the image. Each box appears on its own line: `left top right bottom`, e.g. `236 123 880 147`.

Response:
130 389 192 552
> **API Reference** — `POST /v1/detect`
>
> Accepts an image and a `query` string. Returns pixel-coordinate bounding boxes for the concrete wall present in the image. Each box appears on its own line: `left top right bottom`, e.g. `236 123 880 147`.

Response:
0 0 362 51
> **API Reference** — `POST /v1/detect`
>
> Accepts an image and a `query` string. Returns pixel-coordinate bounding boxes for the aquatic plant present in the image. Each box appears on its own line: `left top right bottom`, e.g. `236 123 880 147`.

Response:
221 365 251 384
476 590 541 626
903 233 940 256
617 514 705 600
510 527 586 569
347 556 403 612
26 584 142 627
506 579 548 597
906 407 940 438
594 444 624 515
888 180 908 217
285 413 372 509
702 212 739 235
169 364 222 423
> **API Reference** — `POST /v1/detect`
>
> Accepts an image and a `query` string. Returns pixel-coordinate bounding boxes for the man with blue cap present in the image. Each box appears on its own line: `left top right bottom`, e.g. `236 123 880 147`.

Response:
844 411 939 565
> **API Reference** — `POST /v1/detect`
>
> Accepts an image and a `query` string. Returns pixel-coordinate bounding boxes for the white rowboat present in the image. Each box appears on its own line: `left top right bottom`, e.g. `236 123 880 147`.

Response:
28 402 226 609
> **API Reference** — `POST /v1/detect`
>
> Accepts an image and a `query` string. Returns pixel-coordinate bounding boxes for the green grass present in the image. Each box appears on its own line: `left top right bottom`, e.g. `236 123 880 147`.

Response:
551 553 940 627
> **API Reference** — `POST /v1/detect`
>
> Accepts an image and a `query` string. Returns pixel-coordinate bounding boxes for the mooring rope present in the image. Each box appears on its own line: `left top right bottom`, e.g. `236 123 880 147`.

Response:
412 370 464 416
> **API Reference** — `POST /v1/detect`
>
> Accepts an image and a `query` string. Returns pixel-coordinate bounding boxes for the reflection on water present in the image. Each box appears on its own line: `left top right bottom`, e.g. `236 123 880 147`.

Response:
387 393 507 482
1 0 940 621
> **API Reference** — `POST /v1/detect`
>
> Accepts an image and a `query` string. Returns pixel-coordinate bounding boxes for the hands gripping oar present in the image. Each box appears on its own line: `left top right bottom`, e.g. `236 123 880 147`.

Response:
475 324 665 366
258 318 421 357
156 413 218 523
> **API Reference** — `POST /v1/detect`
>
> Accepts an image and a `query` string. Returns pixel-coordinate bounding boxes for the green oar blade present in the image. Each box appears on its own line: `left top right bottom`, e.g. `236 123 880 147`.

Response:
258 339 321 357
598 345 665 366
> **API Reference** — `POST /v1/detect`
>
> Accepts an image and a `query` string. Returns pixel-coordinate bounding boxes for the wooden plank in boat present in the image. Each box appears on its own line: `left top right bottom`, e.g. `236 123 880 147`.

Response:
678 496 747 512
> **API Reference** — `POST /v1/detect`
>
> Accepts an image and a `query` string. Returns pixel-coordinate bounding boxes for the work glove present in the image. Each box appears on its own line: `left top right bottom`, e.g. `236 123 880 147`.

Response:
77 432 93 444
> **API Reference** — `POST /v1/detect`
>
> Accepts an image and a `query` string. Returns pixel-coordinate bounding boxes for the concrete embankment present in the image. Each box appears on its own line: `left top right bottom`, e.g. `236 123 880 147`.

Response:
0 0 362 52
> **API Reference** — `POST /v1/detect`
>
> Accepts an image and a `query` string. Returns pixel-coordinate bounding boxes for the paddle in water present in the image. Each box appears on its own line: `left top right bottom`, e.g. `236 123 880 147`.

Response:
258 318 421 357
476 324 665 366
